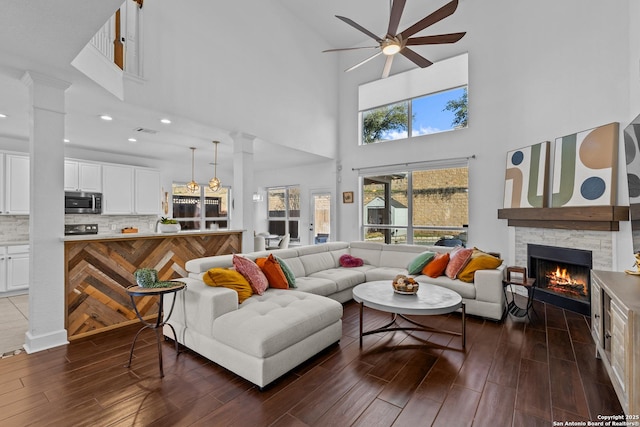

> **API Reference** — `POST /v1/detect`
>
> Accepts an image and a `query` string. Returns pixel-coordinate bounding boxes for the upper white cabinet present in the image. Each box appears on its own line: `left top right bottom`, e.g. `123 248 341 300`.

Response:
64 160 102 192
102 164 134 214
134 168 160 215
5 154 29 214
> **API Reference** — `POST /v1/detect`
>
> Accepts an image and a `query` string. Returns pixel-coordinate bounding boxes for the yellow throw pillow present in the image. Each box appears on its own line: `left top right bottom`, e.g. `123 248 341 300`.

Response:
457 249 502 283
203 268 253 303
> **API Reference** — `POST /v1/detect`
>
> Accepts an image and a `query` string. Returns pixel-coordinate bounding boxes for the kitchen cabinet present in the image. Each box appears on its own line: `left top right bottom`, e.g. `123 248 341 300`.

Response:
102 164 134 214
64 160 102 192
5 154 29 214
591 270 640 416
0 245 29 293
134 168 160 214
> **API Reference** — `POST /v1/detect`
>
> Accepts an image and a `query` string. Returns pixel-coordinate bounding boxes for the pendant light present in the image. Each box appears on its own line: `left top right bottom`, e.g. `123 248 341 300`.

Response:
186 147 200 193
209 140 221 191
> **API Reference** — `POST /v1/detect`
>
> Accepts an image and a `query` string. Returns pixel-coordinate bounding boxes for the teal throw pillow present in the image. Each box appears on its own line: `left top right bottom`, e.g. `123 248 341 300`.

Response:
275 256 296 288
407 251 436 275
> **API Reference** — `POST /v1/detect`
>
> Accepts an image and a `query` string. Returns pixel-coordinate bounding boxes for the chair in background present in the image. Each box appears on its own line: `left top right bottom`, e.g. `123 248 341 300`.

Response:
315 233 329 244
434 237 464 247
254 235 266 251
278 233 290 250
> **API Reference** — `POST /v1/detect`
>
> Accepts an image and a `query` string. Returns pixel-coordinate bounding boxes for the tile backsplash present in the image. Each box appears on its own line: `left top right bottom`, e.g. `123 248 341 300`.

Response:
0 215 162 242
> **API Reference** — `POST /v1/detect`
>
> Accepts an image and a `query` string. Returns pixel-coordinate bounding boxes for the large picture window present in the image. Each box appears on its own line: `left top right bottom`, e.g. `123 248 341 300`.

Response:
172 183 230 230
361 165 468 246
361 86 467 144
267 186 300 239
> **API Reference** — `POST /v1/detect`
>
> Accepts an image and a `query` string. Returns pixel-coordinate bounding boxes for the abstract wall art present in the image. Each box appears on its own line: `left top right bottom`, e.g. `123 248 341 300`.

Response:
624 121 640 203
503 141 550 208
551 122 618 207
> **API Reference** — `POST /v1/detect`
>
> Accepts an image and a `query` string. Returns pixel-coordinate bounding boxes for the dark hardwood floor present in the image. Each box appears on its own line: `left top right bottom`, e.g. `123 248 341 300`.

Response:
0 298 623 426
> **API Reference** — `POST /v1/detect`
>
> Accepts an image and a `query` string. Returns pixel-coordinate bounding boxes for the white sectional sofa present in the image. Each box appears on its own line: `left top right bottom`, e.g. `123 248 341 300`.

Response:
165 241 505 388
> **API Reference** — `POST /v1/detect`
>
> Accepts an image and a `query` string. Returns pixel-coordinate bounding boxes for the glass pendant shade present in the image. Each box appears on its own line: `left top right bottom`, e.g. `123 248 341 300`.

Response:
209 140 221 191
187 147 199 193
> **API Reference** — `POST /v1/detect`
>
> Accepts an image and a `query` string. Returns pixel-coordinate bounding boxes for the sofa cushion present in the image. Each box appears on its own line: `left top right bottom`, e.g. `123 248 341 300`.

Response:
233 255 269 295
275 256 296 288
256 254 289 289
422 252 450 278
212 289 343 358
414 274 476 299
445 247 473 279
186 254 234 274
379 244 427 268
365 266 409 282
309 268 366 292
293 276 338 296
202 268 253 303
457 249 503 283
407 251 436 275
348 241 383 266
299 252 338 276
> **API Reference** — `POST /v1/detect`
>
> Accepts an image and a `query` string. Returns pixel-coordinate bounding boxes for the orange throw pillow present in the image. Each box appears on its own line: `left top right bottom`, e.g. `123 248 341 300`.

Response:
422 252 450 278
256 254 289 289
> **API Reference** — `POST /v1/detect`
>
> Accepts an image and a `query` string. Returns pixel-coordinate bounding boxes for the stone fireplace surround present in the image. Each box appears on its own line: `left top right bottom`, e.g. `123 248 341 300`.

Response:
513 227 613 273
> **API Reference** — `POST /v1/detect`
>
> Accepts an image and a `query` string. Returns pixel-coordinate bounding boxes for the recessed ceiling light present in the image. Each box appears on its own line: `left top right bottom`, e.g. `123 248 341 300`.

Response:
128 138 137 142
0 113 7 118
160 118 171 124
100 115 113 121
63 138 70 143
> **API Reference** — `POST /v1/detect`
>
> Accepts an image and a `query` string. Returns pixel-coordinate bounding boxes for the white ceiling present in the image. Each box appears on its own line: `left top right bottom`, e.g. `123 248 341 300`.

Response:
0 0 463 173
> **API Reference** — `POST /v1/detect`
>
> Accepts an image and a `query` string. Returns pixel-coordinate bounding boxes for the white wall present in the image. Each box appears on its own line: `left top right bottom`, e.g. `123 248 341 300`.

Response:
330 0 635 270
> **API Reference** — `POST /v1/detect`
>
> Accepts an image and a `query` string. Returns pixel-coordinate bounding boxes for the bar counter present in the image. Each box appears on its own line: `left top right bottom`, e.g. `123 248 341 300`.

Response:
64 229 242 339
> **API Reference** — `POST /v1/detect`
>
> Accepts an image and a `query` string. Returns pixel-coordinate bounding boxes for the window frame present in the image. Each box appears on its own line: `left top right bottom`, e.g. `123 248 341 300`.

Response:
359 162 469 246
267 185 300 239
172 183 231 231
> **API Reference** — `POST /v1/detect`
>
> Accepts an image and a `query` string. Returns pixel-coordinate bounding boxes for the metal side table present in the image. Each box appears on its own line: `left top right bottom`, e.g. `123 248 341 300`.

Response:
125 281 186 377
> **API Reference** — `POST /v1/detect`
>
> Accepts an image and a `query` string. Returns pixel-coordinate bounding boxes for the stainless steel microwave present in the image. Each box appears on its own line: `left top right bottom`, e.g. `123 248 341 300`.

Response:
65 191 102 214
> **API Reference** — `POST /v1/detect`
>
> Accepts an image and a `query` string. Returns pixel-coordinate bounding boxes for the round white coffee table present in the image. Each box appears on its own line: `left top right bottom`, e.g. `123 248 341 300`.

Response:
352 280 465 348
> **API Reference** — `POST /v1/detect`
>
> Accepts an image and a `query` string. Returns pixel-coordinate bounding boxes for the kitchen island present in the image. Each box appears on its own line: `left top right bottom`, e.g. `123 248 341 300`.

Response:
64 229 242 339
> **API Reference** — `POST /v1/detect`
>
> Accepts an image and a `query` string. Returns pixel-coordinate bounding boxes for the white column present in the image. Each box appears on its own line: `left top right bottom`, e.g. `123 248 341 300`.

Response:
21 71 70 353
231 132 256 252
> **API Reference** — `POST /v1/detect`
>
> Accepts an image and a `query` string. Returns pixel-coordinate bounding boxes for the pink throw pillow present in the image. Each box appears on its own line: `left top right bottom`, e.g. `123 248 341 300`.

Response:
233 254 268 295
445 247 473 279
339 254 364 267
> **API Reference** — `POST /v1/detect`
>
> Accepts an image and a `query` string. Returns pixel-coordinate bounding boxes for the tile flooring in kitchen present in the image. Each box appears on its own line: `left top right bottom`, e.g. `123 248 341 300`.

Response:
0 294 28 357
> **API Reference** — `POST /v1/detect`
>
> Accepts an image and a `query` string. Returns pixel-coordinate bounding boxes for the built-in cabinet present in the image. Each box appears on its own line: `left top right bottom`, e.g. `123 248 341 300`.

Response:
64 160 102 192
4 154 30 215
0 245 30 293
591 270 640 416
102 165 160 215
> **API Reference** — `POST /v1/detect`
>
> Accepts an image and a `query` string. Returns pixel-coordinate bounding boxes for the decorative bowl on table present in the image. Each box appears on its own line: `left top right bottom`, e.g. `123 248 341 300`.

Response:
392 274 419 295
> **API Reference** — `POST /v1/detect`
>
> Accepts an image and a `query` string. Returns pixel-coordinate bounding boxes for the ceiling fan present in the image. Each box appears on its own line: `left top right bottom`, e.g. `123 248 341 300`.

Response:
324 0 466 78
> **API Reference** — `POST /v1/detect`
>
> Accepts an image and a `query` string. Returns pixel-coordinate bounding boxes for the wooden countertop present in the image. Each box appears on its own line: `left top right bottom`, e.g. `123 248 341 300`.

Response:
62 229 244 242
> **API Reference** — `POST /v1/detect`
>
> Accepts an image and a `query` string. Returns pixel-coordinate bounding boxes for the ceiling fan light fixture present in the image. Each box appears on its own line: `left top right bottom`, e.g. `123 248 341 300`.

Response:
381 40 401 55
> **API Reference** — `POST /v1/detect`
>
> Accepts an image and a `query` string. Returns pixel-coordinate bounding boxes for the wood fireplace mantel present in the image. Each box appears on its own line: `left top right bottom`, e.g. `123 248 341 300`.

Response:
497 206 629 231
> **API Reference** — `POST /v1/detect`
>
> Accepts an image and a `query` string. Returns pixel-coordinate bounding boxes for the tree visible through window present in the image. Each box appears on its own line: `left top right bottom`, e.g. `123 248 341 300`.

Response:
361 86 468 144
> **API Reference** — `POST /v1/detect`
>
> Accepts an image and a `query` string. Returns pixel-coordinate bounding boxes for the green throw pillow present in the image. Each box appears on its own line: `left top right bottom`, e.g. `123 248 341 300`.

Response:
407 251 436 275
275 256 296 288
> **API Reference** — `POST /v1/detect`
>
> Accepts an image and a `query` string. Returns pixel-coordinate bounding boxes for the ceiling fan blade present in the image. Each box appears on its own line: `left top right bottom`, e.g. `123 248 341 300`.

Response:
406 32 466 46
400 0 459 39
387 0 407 37
336 15 382 42
381 55 394 79
323 46 379 53
345 51 383 72
400 47 433 68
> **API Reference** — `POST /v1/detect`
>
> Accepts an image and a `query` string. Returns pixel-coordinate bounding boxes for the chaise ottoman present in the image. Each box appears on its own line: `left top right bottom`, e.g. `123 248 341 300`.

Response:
166 279 343 388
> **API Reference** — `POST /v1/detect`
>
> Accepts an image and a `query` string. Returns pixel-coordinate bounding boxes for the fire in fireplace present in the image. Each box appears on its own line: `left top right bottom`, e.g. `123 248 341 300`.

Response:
528 244 592 315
